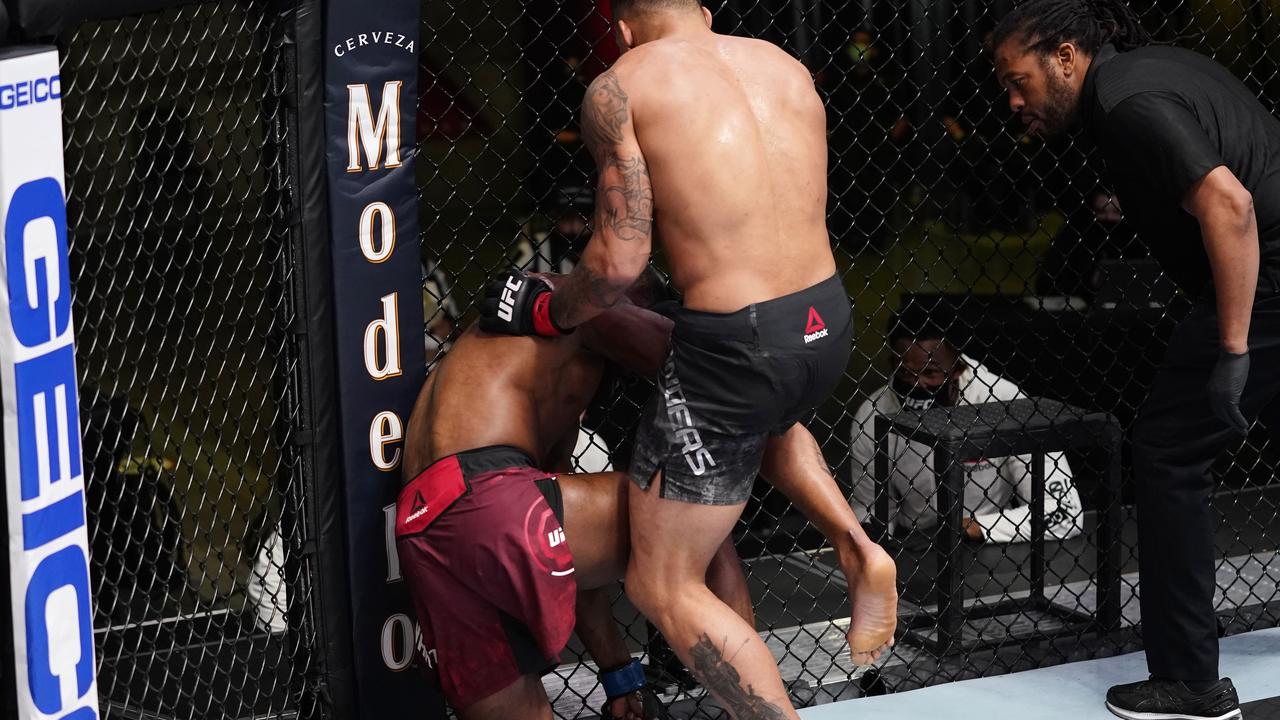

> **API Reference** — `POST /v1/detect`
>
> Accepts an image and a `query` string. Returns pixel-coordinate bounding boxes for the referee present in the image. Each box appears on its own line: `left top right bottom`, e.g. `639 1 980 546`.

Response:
993 2 1279 719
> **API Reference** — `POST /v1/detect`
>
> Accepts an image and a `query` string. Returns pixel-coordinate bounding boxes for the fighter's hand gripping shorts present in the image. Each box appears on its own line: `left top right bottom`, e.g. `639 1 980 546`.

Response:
394 445 576 709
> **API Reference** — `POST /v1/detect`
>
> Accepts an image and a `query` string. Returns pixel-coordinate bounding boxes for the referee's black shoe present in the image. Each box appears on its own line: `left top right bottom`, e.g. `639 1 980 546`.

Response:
1106 677 1241 720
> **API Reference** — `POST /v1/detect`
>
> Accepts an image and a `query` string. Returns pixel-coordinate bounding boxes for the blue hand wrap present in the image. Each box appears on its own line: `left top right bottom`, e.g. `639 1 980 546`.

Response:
599 659 646 699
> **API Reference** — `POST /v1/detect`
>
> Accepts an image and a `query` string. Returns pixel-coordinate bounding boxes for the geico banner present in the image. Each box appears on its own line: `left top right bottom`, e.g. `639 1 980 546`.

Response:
0 46 99 720
323 2 440 717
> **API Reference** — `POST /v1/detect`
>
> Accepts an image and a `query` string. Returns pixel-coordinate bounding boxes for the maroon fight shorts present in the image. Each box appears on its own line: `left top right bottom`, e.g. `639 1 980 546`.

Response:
395 445 577 709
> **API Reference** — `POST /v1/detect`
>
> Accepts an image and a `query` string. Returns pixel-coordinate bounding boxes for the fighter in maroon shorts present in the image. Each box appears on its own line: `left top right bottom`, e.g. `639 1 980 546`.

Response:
397 275 897 719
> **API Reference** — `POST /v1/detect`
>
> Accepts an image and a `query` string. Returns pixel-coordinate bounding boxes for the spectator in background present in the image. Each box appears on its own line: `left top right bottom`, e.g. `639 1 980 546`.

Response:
850 311 1084 543
1037 189 1143 300
510 185 594 274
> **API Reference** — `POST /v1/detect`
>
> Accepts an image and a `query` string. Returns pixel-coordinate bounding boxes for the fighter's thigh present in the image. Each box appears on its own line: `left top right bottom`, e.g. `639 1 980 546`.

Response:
457 674 552 720
626 470 747 584
556 471 630 589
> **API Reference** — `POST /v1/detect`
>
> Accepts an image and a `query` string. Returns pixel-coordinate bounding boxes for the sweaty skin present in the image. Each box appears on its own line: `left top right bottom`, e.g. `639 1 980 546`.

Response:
404 328 603 474
539 9 854 718
550 10 837 326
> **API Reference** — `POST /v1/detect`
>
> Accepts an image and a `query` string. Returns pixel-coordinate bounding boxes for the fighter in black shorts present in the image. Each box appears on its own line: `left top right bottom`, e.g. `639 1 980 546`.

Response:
404 273 895 719
476 4 877 714
629 275 852 505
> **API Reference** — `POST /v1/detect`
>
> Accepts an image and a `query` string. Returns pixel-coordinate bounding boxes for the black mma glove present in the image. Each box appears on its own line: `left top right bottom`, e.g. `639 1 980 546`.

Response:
478 269 570 337
1207 350 1250 435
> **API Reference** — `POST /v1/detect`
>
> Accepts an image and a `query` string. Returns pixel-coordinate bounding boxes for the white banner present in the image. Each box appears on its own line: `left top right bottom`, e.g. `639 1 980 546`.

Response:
0 46 99 720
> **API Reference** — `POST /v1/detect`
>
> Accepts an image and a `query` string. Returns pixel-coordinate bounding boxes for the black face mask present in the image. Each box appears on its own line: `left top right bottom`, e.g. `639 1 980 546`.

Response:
892 377 955 410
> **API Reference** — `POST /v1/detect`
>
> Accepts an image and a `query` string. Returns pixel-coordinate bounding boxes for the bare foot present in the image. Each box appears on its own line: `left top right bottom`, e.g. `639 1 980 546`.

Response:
845 544 898 666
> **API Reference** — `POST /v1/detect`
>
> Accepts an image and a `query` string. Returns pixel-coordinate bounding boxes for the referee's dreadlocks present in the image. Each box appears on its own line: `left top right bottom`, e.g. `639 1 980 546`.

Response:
993 0 1152 56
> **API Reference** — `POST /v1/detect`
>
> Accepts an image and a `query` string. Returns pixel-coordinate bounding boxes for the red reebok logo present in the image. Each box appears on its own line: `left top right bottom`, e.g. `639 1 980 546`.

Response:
803 307 829 344
805 307 826 334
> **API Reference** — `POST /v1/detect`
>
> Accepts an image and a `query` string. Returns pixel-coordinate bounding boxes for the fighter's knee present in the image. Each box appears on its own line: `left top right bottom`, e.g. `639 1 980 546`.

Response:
624 560 670 618
624 561 655 606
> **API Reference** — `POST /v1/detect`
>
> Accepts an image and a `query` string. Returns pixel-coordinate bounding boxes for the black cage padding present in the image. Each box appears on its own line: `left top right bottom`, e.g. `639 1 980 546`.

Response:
2 0 189 39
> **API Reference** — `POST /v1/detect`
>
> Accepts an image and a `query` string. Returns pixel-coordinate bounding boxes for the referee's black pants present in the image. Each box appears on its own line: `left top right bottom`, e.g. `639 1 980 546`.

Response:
1132 294 1280 682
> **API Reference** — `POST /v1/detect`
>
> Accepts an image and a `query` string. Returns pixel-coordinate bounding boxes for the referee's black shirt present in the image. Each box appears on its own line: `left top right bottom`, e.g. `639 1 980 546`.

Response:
1081 43 1280 298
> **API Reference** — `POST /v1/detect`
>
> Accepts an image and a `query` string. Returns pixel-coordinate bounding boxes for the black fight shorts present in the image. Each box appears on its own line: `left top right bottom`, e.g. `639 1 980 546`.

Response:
629 274 852 505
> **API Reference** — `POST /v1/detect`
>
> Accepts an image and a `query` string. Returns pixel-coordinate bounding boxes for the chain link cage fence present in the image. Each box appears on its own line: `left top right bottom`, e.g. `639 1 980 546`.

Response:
419 0 1280 717
57 2 314 718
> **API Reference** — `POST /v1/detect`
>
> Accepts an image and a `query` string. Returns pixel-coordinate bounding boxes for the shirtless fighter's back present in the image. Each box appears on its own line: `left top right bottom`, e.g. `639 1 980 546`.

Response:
477 2 857 717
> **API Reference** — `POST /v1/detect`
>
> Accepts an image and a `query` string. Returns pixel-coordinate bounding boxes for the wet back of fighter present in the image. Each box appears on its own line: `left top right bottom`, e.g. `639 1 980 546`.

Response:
618 34 852 504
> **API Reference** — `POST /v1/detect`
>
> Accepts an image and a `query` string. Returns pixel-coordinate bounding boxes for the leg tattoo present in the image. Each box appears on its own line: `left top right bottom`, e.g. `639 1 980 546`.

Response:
687 634 788 720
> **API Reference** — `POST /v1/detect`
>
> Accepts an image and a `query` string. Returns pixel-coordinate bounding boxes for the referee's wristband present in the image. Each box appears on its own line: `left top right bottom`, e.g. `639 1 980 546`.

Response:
599 659 645 699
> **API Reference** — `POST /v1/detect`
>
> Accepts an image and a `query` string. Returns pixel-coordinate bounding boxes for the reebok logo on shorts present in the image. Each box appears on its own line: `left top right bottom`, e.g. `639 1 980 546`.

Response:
406 490 430 524
803 306 828 344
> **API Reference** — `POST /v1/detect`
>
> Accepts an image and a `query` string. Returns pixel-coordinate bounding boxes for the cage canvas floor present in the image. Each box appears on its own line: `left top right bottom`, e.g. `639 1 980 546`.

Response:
545 547 1279 718
800 627 1280 720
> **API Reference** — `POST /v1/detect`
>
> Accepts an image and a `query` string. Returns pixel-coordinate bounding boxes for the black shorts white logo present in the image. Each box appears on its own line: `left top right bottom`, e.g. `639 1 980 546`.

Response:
661 356 716 476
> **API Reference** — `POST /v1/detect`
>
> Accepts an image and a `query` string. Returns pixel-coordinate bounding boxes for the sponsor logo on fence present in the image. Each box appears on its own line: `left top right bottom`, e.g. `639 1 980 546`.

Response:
0 47 99 720
0 75 60 112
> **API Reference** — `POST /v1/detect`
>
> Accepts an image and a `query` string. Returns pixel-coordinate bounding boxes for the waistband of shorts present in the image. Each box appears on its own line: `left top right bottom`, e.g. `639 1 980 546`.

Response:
403 445 537 487
672 274 847 342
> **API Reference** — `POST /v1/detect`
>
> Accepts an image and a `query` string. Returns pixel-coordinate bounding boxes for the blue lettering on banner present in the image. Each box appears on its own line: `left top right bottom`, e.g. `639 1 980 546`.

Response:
23 490 86 551
6 176 71 346
0 75 62 112
24 545 94 713
14 322 81 503
3 166 97 719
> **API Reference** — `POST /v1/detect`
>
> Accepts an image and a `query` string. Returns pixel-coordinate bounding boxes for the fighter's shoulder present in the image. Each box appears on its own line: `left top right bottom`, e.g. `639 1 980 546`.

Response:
599 43 672 83
746 38 821 101
745 36 810 71
580 50 654 115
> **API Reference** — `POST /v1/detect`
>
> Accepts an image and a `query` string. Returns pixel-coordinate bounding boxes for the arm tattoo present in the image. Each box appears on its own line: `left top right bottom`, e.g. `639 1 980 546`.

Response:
582 71 629 151
582 70 654 244
551 264 631 328
688 634 789 720
600 153 654 243
552 70 652 329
